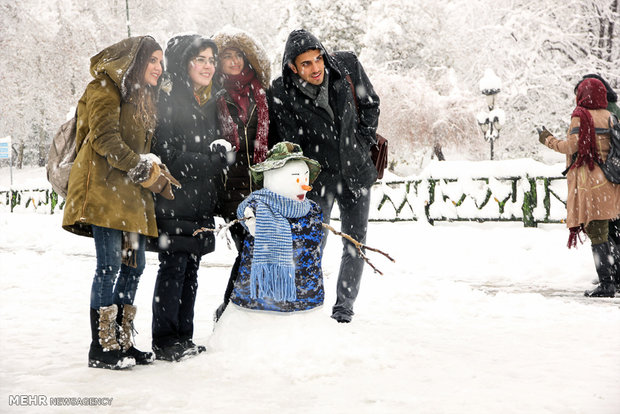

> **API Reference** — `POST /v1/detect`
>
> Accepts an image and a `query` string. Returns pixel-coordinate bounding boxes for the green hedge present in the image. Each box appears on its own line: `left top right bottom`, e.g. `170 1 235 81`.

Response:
366 176 567 227
0 175 568 227
1 188 64 214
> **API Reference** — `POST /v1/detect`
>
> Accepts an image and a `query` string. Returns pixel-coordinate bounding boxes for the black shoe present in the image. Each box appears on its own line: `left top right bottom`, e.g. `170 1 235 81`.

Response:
153 343 186 362
182 339 206 354
584 283 616 298
331 313 352 323
123 346 155 365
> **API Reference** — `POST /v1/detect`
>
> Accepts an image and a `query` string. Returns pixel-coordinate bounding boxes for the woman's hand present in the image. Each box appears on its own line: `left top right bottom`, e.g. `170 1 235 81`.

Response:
210 139 236 165
537 126 552 145
139 163 181 200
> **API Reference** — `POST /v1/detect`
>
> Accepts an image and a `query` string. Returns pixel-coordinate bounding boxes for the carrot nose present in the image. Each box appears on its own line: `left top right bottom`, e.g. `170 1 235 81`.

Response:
301 184 312 191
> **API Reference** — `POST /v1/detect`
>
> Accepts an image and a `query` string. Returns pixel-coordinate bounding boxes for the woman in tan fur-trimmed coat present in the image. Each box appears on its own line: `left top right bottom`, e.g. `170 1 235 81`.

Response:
211 27 272 320
539 77 620 297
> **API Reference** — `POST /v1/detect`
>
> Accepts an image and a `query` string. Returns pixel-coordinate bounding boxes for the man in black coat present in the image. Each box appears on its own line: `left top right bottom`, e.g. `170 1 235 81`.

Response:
270 29 380 323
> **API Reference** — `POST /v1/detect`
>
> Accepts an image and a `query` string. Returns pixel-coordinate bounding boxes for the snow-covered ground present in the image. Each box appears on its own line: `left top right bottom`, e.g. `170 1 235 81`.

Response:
1 168 619 413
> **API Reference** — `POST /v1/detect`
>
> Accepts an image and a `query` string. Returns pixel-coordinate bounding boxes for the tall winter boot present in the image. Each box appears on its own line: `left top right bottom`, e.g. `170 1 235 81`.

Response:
584 242 616 298
609 240 620 292
117 304 155 365
88 305 136 369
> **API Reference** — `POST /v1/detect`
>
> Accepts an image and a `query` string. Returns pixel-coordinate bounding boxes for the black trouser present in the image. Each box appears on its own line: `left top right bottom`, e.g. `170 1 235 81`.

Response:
152 251 201 347
309 174 371 317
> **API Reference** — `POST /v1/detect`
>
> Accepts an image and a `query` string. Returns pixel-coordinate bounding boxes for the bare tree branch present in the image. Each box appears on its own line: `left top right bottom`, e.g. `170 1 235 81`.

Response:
193 217 250 249
321 223 395 276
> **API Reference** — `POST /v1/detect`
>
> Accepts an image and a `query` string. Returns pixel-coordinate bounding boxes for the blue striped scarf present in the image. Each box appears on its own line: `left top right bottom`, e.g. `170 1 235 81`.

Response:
237 188 311 301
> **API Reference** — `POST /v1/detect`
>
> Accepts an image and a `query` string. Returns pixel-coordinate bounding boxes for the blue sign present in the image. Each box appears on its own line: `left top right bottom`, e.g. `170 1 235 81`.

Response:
0 137 11 159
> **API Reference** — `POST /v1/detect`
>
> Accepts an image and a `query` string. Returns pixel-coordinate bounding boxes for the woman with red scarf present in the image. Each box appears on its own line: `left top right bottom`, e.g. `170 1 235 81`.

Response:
539 77 620 297
212 27 271 319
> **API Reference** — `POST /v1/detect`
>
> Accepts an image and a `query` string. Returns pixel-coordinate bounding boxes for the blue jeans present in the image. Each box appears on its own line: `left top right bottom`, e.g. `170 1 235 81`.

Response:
90 225 146 309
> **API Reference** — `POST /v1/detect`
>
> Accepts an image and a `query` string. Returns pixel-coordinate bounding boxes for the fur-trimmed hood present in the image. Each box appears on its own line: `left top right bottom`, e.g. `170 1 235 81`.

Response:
89 36 160 100
213 26 271 89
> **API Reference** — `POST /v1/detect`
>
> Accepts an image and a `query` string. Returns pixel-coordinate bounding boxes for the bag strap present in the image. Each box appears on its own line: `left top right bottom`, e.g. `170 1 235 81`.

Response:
346 73 382 149
562 114 618 176
562 153 577 176
610 113 619 131
570 127 611 135
345 74 360 124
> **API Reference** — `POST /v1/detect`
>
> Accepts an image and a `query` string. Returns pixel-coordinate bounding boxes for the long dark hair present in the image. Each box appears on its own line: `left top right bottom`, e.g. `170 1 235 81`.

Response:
125 37 162 132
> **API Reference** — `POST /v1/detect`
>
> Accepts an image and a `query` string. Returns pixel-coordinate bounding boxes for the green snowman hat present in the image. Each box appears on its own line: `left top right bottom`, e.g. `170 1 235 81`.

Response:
250 142 321 186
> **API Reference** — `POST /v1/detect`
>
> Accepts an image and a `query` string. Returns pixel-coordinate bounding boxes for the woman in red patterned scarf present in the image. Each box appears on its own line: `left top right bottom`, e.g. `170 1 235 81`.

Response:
212 27 271 320
539 77 620 297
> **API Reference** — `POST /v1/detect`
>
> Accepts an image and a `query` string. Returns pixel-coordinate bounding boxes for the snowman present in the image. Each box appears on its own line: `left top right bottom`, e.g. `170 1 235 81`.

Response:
228 142 324 313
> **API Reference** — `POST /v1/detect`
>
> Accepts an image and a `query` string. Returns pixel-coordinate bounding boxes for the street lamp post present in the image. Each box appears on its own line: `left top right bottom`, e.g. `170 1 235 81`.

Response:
476 69 505 160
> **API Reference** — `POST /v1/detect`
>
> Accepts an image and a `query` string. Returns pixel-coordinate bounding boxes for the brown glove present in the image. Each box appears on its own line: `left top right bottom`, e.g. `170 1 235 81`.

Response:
537 126 552 145
158 164 181 200
140 163 181 200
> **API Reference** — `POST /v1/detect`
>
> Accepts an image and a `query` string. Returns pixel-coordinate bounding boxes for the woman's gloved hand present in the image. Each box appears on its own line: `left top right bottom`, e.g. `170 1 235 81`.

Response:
140 163 181 200
537 126 552 145
210 139 236 165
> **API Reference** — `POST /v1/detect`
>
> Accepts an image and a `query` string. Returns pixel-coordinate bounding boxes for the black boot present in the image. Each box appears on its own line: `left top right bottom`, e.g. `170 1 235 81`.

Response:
181 339 206 355
609 240 620 292
152 342 194 362
88 305 135 370
117 304 155 365
584 242 616 298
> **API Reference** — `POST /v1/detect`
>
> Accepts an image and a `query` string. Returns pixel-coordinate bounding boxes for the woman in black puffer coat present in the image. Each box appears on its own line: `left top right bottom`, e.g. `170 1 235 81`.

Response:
211 27 272 321
150 34 231 361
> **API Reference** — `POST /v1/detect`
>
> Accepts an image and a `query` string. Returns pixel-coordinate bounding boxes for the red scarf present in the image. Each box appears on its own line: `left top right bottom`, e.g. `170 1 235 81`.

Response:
570 78 608 172
217 67 269 164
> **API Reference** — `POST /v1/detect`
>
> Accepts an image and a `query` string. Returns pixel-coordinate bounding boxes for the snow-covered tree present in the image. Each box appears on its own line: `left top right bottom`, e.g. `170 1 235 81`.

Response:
280 0 370 55
1 0 618 173
360 0 619 171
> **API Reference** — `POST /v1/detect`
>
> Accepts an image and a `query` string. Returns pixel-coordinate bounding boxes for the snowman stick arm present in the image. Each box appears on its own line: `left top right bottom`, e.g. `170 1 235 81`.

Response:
321 223 395 275
192 217 250 237
321 223 395 262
